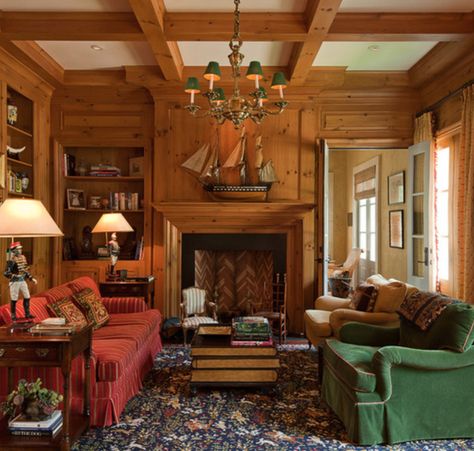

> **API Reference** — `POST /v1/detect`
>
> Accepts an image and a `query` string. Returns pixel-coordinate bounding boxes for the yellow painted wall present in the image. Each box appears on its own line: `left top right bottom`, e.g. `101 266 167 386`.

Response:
329 149 408 282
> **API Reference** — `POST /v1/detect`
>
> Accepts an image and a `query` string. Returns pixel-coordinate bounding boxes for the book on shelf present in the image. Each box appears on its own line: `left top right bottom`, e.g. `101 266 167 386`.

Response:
9 410 62 430
63 153 76 176
134 235 144 260
109 192 140 211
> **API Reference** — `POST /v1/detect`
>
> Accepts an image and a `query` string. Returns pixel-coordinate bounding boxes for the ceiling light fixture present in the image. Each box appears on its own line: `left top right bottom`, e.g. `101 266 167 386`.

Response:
183 0 288 129
368 45 380 52
90 45 103 51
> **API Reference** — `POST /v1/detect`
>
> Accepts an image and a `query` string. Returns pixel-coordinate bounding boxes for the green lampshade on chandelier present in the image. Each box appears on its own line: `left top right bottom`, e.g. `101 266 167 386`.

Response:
184 0 288 129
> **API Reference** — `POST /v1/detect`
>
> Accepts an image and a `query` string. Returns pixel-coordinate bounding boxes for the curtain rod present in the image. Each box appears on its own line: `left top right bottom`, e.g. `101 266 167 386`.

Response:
416 78 474 118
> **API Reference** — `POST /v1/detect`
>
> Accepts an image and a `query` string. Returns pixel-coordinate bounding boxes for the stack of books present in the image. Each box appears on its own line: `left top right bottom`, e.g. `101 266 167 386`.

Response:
9 410 63 437
109 192 140 210
89 164 121 177
29 323 75 335
231 316 273 346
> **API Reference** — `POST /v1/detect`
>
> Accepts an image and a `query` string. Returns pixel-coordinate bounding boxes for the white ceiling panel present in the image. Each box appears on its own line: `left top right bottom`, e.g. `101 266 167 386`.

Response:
340 0 474 12
313 42 438 70
0 0 131 11
178 41 293 66
37 41 155 70
164 0 307 12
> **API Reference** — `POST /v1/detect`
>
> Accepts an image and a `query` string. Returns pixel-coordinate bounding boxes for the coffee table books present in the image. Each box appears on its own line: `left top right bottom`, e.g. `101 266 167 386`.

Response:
190 324 280 387
9 410 63 437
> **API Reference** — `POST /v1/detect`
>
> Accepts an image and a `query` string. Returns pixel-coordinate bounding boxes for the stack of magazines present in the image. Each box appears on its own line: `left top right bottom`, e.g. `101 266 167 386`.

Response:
231 316 273 346
9 410 63 437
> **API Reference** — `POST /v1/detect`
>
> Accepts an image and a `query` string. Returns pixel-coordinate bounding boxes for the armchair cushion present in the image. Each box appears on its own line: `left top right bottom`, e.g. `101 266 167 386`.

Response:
314 295 351 311
182 316 217 328
373 281 407 313
399 303 474 352
325 338 378 393
304 310 332 337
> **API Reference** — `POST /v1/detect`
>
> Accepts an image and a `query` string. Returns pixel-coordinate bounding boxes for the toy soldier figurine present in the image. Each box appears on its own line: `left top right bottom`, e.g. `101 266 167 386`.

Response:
3 242 37 321
108 232 120 275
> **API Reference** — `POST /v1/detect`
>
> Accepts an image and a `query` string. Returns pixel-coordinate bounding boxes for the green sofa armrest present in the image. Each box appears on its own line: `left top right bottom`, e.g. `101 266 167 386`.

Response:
373 345 474 401
339 322 400 346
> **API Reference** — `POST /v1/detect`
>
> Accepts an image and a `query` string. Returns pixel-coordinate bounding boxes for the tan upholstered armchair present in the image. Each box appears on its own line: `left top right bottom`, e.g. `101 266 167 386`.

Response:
181 287 218 345
304 274 418 348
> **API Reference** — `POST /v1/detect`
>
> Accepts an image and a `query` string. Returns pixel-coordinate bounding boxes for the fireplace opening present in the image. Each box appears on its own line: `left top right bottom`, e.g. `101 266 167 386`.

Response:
182 233 286 321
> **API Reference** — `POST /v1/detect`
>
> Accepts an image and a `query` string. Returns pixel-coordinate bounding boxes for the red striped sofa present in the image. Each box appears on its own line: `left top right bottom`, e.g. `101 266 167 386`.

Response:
0 276 162 427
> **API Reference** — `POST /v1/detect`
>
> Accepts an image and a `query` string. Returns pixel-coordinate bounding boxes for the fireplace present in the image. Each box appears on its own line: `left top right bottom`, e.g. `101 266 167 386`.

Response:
182 233 286 320
153 202 315 333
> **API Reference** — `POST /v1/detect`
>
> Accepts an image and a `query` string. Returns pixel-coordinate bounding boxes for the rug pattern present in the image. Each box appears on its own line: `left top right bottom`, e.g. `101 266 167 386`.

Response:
73 345 474 450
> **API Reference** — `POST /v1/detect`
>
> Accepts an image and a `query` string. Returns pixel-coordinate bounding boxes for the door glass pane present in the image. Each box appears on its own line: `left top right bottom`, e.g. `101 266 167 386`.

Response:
413 195 424 235
370 202 376 231
413 238 425 277
359 233 367 255
370 233 376 262
439 237 449 281
414 152 425 193
359 204 367 232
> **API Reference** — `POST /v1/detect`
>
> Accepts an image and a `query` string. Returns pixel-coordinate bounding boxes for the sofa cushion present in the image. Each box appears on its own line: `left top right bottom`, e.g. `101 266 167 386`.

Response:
73 288 109 330
93 324 149 349
400 303 474 352
349 283 378 312
37 283 75 305
324 338 377 393
67 276 101 298
47 297 88 328
374 281 407 313
0 297 50 324
107 310 161 333
92 338 137 382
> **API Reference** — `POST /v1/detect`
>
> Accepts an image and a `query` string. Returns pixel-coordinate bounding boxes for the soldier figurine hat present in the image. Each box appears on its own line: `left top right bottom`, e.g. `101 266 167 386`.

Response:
9 241 22 250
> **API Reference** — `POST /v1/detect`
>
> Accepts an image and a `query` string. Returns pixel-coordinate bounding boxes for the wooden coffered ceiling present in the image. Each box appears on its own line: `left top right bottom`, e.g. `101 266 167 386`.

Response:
0 0 472 91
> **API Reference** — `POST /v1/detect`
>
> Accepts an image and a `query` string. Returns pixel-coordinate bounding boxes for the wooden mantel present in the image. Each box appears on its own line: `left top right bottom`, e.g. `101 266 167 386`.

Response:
153 201 316 333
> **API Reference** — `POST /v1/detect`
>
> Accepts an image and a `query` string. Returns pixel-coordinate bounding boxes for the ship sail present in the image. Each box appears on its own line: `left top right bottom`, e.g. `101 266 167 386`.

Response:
181 144 210 175
259 159 279 183
222 128 246 168
199 144 218 181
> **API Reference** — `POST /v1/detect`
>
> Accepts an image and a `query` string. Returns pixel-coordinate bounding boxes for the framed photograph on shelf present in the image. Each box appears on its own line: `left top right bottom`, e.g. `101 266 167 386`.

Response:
388 171 405 205
389 210 404 249
129 156 144 177
66 189 86 210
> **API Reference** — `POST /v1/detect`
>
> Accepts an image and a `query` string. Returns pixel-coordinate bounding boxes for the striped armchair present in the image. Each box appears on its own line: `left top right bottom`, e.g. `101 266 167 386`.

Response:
181 287 218 344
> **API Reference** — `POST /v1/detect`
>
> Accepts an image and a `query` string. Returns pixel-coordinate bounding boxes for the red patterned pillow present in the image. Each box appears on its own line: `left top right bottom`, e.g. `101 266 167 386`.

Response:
47 297 88 328
349 283 378 312
73 288 109 330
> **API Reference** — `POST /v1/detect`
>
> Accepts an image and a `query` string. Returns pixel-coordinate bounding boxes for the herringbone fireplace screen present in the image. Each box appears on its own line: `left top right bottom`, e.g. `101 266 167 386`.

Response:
195 250 274 319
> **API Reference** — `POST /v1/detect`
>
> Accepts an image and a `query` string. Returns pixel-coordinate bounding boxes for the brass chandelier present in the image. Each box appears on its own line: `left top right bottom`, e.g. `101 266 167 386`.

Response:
184 0 289 129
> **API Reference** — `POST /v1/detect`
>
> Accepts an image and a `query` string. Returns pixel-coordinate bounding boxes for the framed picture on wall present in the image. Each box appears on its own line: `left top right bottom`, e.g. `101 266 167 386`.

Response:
389 210 404 249
66 189 86 210
388 171 405 205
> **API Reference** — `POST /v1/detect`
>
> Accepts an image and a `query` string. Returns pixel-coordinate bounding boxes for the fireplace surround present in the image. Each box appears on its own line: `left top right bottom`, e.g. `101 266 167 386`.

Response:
153 202 315 333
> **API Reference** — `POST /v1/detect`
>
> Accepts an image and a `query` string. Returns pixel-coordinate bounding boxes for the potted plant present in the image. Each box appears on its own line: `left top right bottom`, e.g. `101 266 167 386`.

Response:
2 378 63 421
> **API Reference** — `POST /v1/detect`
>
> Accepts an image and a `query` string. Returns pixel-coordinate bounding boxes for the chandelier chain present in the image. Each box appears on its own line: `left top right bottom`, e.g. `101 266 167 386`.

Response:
233 0 240 42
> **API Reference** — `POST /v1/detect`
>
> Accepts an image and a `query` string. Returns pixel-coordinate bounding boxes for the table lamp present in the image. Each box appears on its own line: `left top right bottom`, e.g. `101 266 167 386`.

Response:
0 199 63 323
92 213 133 279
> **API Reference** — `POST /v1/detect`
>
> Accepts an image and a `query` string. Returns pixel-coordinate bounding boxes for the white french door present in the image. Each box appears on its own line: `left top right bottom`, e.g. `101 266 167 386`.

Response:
407 141 431 290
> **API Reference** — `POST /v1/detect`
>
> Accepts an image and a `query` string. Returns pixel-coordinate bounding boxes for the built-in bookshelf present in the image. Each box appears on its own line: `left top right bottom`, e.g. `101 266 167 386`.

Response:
58 146 147 263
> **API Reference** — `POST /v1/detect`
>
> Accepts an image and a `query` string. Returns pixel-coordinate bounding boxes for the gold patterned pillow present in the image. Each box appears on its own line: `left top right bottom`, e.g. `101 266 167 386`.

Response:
73 288 109 330
47 297 88 328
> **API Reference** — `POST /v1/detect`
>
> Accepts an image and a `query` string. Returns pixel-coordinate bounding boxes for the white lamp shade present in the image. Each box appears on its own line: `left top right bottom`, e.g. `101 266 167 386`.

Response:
92 213 133 234
0 199 63 237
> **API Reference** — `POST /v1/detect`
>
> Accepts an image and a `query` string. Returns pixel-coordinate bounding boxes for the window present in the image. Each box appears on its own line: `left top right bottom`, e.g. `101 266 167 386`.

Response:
357 197 377 263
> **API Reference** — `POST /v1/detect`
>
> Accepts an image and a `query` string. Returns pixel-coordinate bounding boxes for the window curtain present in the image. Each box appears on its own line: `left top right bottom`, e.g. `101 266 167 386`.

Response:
455 86 474 303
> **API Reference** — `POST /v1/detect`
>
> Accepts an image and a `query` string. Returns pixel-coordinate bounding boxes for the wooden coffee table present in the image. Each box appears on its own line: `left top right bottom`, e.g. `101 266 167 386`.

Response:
190 324 280 387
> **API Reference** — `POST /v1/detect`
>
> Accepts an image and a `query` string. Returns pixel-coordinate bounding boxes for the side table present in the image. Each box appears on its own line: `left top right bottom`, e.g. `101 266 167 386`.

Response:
99 278 154 306
0 324 93 451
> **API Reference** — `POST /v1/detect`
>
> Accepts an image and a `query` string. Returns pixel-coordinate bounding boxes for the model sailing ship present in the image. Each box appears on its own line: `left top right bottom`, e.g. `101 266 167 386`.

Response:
181 129 278 201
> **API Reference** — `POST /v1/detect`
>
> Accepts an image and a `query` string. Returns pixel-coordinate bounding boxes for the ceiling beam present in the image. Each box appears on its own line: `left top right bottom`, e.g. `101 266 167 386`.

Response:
128 0 183 81
0 39 63 86
328 12 474 42
1 11 471 42
288 0 343 85
0 12 144 41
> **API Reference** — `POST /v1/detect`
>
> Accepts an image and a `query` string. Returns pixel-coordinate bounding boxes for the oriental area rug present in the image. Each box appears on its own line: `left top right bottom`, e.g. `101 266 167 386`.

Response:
73 345 474 451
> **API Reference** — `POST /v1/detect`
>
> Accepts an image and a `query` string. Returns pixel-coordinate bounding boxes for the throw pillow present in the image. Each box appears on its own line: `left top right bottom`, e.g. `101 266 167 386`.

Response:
73 288 109 330
349 283 378 312
373 281 407 313
366 274 390 287
399 303 474 352
47 297 88 328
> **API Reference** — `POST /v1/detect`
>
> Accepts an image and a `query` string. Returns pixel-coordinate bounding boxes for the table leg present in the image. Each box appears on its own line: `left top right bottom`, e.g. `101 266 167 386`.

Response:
62 366 72 451
7 367 13 393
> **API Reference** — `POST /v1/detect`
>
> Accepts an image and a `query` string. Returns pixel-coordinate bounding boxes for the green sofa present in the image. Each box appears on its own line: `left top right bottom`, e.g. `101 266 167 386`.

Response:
321 303 474 445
